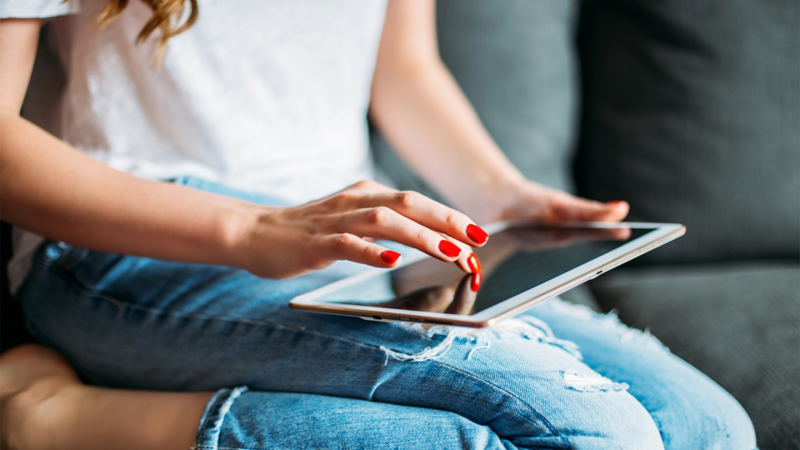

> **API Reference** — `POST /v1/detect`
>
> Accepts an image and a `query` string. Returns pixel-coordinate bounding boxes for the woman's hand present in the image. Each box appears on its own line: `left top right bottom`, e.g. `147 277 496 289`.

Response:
235 180 489 279
477 180 630 225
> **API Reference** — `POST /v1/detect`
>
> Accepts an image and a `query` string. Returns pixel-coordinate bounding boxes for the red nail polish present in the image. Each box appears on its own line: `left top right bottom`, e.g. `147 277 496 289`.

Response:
438 240 461 258
466 224 489 244
466 253 481 274
381 250 401 264
470 272 482 292
607 201 626 206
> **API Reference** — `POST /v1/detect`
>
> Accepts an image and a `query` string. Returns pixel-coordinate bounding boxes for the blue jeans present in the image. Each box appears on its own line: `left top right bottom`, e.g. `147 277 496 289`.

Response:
18 177 755 449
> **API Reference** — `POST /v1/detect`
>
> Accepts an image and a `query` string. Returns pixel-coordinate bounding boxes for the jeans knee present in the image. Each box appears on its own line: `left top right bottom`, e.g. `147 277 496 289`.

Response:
659 390 756 450
600 394 664 450
553 390 664 450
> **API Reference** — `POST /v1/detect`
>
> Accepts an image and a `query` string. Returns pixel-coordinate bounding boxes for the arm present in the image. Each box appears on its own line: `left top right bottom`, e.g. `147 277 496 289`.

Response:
370 0 629 224
0 18 483 278
0 19 260 269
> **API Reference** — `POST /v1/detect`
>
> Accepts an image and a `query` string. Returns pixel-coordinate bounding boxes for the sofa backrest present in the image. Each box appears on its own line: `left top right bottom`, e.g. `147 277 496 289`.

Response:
574 0 800 264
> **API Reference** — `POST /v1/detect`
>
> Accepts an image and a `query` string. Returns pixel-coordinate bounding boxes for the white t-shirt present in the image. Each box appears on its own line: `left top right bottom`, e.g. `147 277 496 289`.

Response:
3 0 388 292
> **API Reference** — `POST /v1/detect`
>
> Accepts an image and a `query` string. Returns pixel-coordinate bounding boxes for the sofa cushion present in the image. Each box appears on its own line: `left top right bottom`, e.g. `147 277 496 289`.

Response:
373 0 581 200
590 261 800 449
575 0 800 264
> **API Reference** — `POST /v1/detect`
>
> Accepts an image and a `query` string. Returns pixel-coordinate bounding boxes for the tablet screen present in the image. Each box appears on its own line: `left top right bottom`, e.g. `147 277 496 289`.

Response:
314 226 656 316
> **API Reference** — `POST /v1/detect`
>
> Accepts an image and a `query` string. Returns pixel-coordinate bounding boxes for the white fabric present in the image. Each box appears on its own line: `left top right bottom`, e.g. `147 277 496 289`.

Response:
0 0 81 18
5 0 388 292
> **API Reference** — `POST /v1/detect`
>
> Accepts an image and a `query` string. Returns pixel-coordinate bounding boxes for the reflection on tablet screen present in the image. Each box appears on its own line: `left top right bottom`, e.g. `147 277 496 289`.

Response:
316 226 655 316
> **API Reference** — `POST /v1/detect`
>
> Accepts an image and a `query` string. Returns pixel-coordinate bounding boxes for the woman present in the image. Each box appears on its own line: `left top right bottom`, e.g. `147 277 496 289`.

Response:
0 0 756 448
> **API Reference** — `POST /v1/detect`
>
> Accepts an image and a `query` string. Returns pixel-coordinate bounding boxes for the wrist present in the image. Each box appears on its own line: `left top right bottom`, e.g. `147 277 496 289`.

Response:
215 201 272 270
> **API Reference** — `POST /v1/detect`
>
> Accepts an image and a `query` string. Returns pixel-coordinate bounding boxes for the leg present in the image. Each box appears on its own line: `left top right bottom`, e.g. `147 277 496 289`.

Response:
523 298 757 450
0 345 210 450
0 345 512 450
19 249 663 449
199 389 512 450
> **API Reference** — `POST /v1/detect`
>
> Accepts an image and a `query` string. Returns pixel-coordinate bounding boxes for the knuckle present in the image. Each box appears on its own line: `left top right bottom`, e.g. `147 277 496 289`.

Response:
325 193 352 209
332 233 354 252
394 191 418 208
320 197 339 212
362 244 374 261
353 179 376 190
339 191 359 204
443 211 461 229
308 214 327 228
414 228 430 245
367 207 391 225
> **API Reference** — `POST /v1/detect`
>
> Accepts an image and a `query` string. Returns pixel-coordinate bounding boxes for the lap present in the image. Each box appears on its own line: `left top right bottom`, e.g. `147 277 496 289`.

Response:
21 245 665 449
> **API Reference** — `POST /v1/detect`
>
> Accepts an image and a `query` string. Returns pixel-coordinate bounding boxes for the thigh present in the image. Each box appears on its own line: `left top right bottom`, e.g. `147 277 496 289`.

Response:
198 387 513 450
20 247 661 450
524 298 756 450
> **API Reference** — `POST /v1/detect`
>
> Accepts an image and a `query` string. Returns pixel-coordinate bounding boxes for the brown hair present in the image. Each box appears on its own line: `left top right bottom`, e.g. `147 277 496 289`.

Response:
95 0 199 61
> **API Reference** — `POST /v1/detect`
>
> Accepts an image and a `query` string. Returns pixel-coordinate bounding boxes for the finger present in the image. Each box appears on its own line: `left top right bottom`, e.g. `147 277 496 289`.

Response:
314 181 397 214
354 191 490 247
337 207 465 263
445 232 476 274
455 248 482 275
318 233 402 268
446 273 479 315
548 194 630 222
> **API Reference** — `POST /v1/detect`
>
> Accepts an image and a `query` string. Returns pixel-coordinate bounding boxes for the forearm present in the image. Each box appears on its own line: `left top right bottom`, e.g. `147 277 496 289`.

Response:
370 56 524 221
0 112 259 268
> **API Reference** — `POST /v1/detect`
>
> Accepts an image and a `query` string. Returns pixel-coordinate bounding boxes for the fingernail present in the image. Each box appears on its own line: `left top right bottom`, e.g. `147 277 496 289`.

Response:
438 240 462 258
470 272 482 292
466 224 489 244
607 201 626 207
381 250 401 264
466 253 481 274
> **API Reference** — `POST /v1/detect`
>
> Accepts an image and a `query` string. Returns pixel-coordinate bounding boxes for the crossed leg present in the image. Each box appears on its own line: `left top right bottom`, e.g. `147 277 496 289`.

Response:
0 345 514 450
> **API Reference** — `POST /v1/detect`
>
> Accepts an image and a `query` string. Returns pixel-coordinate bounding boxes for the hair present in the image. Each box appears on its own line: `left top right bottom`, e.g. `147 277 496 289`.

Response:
94 0 199 61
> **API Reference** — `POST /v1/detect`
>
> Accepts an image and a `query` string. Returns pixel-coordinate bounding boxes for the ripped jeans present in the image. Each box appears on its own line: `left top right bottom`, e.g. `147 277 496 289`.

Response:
17 177 756 450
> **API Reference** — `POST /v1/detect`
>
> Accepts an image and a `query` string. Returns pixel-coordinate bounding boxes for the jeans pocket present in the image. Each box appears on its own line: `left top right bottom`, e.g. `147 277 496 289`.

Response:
41 241 89 272
39 241 128 294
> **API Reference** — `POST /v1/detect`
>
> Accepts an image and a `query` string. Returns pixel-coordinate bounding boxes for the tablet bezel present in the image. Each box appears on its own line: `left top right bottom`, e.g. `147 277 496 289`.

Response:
289 221 685 327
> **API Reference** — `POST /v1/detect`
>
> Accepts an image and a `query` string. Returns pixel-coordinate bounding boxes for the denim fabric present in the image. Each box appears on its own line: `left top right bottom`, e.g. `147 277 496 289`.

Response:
17 177 755 449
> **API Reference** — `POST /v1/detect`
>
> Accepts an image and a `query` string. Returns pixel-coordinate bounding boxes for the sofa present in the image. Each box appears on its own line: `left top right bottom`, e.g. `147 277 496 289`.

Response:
374 1 799 448
2 0 798 448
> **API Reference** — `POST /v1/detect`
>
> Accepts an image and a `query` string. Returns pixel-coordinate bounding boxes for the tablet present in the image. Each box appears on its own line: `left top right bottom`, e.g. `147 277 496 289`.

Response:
289 221 685 327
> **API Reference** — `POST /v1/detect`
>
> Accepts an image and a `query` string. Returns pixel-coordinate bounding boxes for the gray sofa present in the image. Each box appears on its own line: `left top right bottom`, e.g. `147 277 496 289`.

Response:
374 1 799 449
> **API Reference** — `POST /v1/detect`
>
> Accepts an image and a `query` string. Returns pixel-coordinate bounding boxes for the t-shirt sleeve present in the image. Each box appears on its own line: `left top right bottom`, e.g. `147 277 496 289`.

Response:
0 0 81 19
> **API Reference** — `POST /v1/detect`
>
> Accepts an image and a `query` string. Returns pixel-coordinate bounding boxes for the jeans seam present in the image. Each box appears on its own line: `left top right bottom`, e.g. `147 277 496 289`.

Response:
47 264 567 446
196 447 263 450
215 447 274 450
48 263 386 347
